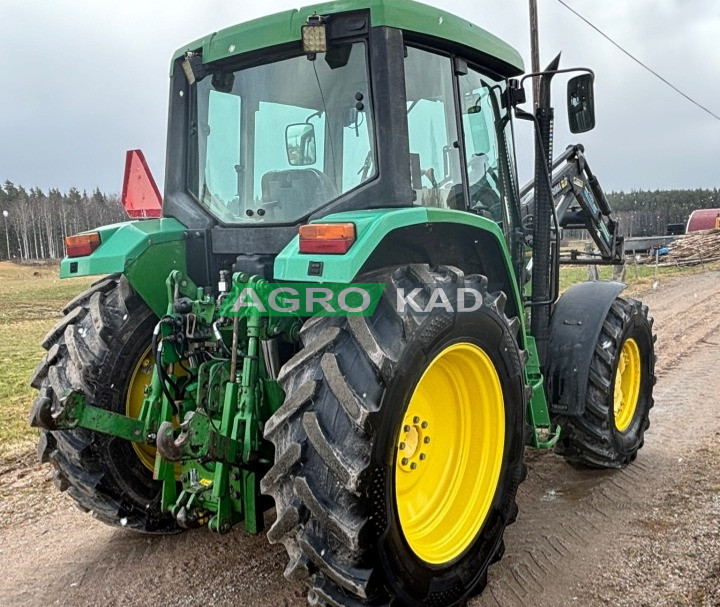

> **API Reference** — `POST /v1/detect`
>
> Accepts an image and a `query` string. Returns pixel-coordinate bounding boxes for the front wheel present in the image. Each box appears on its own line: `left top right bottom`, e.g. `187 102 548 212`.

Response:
556 296 656 468
262 265 528 606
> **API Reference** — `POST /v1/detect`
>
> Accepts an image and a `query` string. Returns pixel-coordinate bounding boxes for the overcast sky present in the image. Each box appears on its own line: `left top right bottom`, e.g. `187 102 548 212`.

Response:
1 0 719 194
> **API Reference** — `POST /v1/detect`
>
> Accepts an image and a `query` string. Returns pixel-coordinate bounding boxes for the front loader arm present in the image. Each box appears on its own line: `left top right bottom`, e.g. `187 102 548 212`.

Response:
520 144 624 265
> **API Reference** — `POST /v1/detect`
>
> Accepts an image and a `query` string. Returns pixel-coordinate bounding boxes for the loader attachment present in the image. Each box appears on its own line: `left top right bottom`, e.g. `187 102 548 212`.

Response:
521 144 624 265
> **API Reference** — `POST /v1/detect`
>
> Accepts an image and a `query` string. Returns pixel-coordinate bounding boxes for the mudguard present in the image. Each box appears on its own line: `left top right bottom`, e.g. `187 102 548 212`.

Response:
274 208 514 281
59 218 187 316
546 280 626 417
274 206 525 333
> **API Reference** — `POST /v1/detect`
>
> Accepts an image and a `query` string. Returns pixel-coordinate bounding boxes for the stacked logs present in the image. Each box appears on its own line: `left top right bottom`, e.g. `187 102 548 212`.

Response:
664 228 720 263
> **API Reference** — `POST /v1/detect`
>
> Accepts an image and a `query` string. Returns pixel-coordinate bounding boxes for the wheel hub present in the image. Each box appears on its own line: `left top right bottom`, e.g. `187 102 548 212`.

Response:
613 337 641 432
397 416 430 472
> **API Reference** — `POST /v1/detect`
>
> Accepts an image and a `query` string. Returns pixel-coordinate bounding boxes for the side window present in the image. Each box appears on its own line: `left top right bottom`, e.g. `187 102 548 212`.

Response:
459 68 522 268
404 47 462 209
459 71 506 222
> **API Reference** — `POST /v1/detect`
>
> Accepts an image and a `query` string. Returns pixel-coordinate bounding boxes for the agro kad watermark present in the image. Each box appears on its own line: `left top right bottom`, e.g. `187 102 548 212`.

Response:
219 282 489 317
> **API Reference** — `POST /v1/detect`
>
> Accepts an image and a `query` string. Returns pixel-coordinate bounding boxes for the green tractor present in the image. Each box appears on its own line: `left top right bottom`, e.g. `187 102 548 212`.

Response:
29 0 656 604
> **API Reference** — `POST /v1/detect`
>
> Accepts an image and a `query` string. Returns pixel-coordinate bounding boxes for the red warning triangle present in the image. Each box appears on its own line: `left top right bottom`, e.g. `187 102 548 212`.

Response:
121 150 163 218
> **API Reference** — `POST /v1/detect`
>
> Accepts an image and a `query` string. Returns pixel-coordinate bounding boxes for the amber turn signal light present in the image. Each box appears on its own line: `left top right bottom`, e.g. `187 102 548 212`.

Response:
65 232 101 258
299 223 356 254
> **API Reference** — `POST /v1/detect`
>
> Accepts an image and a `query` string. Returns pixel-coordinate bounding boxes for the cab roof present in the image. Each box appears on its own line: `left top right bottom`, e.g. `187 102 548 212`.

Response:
172 0 524 76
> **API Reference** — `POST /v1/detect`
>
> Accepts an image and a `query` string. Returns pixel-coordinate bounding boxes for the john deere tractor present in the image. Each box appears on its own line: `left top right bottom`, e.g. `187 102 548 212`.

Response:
29 1 656 605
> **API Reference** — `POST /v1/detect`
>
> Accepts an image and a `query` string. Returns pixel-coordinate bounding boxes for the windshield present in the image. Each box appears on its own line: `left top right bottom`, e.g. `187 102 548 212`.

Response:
189 43 376 224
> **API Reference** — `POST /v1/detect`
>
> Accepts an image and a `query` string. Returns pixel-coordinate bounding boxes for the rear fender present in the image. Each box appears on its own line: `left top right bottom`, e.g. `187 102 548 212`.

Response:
60 218 187 316
546 280 626 417
274 207 525 335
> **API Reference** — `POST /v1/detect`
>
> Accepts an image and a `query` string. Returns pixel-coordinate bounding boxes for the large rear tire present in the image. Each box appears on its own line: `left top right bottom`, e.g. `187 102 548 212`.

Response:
262 265 528 606
29 275 177 533
555 296 656 468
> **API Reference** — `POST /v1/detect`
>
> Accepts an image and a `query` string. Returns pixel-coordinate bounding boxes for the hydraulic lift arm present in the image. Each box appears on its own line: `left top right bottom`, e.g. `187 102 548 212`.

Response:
521 144 624 265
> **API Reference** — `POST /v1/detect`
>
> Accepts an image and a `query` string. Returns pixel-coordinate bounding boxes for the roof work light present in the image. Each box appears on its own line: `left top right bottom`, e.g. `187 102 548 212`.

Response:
302 14 327 54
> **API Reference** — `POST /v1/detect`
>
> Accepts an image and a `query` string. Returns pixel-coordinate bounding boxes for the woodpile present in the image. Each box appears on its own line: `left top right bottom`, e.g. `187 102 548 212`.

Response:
664 228 720 263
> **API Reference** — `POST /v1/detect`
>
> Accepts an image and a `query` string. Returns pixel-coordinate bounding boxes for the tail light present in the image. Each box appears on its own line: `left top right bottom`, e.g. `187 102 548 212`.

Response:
65 232 101 257
299 223 356 254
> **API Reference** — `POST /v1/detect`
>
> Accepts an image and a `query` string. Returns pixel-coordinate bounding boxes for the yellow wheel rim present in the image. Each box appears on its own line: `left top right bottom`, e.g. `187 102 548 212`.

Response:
613 337 641 432
394 342 505 565
125 346 158 472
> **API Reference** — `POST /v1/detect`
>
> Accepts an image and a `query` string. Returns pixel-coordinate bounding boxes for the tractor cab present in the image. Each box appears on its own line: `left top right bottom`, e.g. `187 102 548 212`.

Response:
186 41 375 225
159 1 530 285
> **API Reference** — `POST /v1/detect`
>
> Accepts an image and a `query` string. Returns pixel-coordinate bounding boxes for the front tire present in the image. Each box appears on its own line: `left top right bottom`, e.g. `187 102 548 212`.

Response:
556 296 656 468
262 265 528 606
29 275 177 533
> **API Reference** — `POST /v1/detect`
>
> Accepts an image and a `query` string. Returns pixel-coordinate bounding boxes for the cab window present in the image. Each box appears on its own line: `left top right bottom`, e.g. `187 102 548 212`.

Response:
403 47 463 209
459 67 522 267
459 70 506 222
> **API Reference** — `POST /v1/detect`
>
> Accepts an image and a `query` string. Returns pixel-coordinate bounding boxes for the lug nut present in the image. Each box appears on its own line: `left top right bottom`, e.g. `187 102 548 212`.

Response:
419 453 426 461
421 421 428 429
399 442 406 450
404 425 411 432
424 436 431 444
401 457 409 466
413 416 420 424
410 462 417 470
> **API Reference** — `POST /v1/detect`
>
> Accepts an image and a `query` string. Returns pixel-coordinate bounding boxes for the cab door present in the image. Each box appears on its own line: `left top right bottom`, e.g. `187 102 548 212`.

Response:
457 65 525 282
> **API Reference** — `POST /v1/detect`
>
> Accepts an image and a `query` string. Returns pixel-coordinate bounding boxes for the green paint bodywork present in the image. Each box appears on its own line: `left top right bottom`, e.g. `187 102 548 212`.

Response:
171 0 523 76
275 207 554 440
524 335 560 448
48 250 553 540
275 206 524 326
59 218 187 316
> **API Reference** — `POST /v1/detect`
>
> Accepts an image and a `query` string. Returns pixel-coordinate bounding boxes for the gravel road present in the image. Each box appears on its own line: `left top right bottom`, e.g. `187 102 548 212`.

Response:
2 270 719 607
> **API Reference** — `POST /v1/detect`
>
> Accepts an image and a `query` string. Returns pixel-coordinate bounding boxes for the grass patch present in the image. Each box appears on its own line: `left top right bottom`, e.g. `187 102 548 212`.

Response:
0 262 93 463
559 259 720 293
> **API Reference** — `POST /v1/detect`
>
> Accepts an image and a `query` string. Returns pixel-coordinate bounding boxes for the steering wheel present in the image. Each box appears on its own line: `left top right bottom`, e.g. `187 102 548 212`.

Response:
469 163 502 216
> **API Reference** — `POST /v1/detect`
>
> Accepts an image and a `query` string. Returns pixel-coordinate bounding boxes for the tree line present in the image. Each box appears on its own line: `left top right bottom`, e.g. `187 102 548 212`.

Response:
1 181 719 260
607 188 720 237
0 181 126 260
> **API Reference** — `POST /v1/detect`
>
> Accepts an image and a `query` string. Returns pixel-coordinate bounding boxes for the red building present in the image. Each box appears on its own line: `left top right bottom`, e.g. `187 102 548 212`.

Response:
686 208 720 232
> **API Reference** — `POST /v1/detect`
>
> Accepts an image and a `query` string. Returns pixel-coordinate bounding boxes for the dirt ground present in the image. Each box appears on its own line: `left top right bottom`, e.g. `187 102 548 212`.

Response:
2 269 719 607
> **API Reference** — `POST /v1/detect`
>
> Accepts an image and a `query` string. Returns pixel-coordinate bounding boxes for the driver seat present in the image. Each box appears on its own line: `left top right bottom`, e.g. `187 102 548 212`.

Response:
261 169 337 209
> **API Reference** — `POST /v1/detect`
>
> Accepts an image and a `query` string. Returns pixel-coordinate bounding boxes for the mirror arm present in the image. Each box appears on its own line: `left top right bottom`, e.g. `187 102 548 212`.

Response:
519 66 595 91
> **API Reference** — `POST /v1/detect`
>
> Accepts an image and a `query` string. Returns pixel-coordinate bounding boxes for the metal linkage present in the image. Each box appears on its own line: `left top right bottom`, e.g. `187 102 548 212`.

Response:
39 270 298 535
520 144 624 266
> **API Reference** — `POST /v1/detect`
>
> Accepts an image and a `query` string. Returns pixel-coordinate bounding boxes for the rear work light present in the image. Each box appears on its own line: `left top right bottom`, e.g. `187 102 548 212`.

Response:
299 223 355 254
65 232 101 258
301 14 327 54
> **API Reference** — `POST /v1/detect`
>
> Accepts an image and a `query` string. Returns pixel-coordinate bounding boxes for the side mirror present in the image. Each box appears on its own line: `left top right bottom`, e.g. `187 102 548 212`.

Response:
285 123 317 166
567 74 595 133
